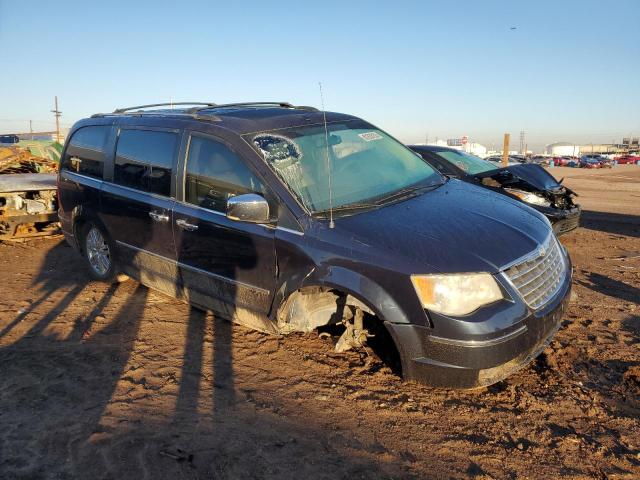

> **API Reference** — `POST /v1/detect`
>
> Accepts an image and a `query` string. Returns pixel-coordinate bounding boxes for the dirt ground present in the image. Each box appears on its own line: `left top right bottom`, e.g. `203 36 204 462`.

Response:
1 166 638 479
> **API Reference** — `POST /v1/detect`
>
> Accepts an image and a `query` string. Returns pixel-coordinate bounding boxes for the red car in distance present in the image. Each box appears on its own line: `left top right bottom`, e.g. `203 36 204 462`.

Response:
615 154 640 165
551 156 576 166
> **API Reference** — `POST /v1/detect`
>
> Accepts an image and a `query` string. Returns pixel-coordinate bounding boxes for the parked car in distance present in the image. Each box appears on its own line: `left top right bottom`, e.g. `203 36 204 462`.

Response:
615 154 640 165
580 155 609 168
409 145 581 236
58 102 572 389
0 134 19 144
549 156 575 167
529 155 548 164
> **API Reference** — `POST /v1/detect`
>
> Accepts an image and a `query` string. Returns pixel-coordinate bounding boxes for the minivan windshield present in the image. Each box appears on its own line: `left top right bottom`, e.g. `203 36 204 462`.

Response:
432 149 498 175
247 120 444 213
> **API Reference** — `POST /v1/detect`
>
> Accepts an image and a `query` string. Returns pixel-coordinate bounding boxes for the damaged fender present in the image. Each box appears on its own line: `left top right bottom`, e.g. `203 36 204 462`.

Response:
272 264 412 334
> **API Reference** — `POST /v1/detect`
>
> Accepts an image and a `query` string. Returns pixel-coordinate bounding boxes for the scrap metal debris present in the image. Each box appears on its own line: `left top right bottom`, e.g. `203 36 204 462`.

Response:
0 145 59 174
0 145 59 240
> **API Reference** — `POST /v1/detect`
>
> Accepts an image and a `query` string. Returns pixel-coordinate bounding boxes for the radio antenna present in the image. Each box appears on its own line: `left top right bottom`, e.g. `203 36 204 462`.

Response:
319 82 335 228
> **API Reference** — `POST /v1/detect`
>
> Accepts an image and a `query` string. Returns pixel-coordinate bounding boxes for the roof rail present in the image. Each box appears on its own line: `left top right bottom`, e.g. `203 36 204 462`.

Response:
90 101 319 120
186 102 319 114
186 102 293 114
113 102 217 114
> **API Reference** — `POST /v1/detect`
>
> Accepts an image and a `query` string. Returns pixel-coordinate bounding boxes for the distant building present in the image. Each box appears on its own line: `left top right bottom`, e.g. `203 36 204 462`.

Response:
578 143 633 154
425 139 487 157
466 142 487 157
545 142 580 156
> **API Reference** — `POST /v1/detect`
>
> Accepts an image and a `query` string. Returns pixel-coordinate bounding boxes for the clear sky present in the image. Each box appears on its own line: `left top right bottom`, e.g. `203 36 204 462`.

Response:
1 0 638 151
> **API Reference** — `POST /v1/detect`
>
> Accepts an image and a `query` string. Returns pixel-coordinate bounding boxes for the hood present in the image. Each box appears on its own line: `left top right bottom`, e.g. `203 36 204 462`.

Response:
475 164 562 192
330 179 551 274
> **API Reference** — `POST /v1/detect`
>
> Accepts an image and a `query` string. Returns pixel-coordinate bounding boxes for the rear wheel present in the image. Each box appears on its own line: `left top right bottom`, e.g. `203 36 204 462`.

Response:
82 222 116 282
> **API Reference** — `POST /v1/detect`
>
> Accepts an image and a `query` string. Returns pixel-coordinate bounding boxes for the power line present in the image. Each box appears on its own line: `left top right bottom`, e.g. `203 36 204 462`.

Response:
51 96 62 143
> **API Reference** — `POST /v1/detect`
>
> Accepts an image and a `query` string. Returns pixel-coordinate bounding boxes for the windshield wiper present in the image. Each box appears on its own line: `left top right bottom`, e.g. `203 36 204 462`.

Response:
313 180 445 217
315 202 379 215
374 182 442 204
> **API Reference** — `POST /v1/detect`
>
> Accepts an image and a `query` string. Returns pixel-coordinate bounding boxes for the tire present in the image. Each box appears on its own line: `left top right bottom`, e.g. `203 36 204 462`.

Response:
81 222 117 282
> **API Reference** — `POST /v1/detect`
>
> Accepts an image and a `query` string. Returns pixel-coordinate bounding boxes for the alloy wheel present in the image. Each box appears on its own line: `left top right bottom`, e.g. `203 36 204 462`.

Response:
85 227 111 276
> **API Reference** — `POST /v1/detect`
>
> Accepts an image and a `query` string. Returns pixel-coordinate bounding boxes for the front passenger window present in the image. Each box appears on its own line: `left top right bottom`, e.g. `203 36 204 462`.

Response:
185 136 265 212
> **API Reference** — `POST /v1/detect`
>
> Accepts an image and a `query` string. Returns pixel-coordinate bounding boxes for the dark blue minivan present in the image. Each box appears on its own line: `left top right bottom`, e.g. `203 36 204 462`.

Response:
57 102 572 388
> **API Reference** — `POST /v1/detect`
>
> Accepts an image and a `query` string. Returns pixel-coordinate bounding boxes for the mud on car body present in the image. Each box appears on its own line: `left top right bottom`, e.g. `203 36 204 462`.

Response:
410 145 581 236
58 102 572 389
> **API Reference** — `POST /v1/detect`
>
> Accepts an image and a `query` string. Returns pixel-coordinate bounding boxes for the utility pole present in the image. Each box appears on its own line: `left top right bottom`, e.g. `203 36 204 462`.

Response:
29 120 33 140
519 130 525 155
502 133 510 167
51 96 62 143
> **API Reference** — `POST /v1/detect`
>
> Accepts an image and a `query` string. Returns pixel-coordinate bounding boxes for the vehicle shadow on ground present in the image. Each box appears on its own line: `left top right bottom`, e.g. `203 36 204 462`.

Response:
0 240 413 479
576 271 640 304
622 315 639 344
0 241 84 340
580 210 640 238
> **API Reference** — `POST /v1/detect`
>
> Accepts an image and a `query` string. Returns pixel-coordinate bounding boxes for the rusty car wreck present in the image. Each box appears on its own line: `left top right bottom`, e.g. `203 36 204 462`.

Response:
0 145 59 240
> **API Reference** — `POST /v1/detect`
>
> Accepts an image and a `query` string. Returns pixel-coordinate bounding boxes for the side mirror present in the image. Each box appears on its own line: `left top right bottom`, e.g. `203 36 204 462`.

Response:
226 193 270 223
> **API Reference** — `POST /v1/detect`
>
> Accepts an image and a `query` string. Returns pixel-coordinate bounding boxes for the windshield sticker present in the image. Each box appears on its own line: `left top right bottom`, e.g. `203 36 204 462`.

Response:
358 132 383 142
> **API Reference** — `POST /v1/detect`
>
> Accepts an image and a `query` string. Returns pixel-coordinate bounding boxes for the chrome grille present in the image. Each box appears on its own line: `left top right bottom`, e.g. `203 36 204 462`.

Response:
504 235 565 310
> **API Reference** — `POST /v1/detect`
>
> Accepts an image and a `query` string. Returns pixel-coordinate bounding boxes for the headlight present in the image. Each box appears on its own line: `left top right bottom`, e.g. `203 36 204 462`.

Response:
505 188 551 207
411 273 503 316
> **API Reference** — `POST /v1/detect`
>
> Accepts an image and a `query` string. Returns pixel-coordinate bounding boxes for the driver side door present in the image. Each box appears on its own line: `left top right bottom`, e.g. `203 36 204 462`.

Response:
173 132 277 324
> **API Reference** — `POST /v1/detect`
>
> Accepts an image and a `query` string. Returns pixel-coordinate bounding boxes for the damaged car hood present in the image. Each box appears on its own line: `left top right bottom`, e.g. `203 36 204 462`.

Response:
328 179 551 274
474 164 564 193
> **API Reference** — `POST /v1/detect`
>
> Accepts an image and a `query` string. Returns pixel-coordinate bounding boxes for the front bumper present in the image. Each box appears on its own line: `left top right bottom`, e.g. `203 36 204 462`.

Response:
385 269 572 389
537 205 581 236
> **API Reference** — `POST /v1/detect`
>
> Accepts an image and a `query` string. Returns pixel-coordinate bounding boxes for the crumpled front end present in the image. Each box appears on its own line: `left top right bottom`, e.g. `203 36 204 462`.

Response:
0 173 59 240
476 164 581 236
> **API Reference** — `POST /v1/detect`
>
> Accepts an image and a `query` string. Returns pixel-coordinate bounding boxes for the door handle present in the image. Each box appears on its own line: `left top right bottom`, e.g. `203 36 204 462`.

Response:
149 211 170 222
176 218 199 231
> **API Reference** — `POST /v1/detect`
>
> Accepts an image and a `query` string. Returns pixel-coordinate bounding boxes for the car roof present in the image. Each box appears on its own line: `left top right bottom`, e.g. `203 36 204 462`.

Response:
86 103 359 135
409 145 460 153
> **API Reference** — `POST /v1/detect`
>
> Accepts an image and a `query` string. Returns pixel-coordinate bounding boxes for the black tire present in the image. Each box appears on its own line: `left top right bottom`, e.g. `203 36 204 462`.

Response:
81 221 117 282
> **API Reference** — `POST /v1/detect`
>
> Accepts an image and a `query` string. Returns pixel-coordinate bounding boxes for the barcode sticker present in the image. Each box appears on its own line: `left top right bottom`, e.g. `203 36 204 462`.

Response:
358 132 383 142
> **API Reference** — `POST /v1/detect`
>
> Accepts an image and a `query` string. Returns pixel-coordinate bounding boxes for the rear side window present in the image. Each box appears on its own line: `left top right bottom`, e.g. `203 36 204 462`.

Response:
114 129 178 196
185 136 265 212
63 126 111 178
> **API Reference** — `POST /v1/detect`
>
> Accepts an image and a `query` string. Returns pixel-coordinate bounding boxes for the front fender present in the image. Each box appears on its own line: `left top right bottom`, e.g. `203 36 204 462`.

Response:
273 264 413 325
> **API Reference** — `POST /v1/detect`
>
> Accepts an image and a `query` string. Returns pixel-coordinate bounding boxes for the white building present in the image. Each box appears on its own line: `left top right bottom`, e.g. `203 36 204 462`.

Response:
422 139 488 157
545 142 580 156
